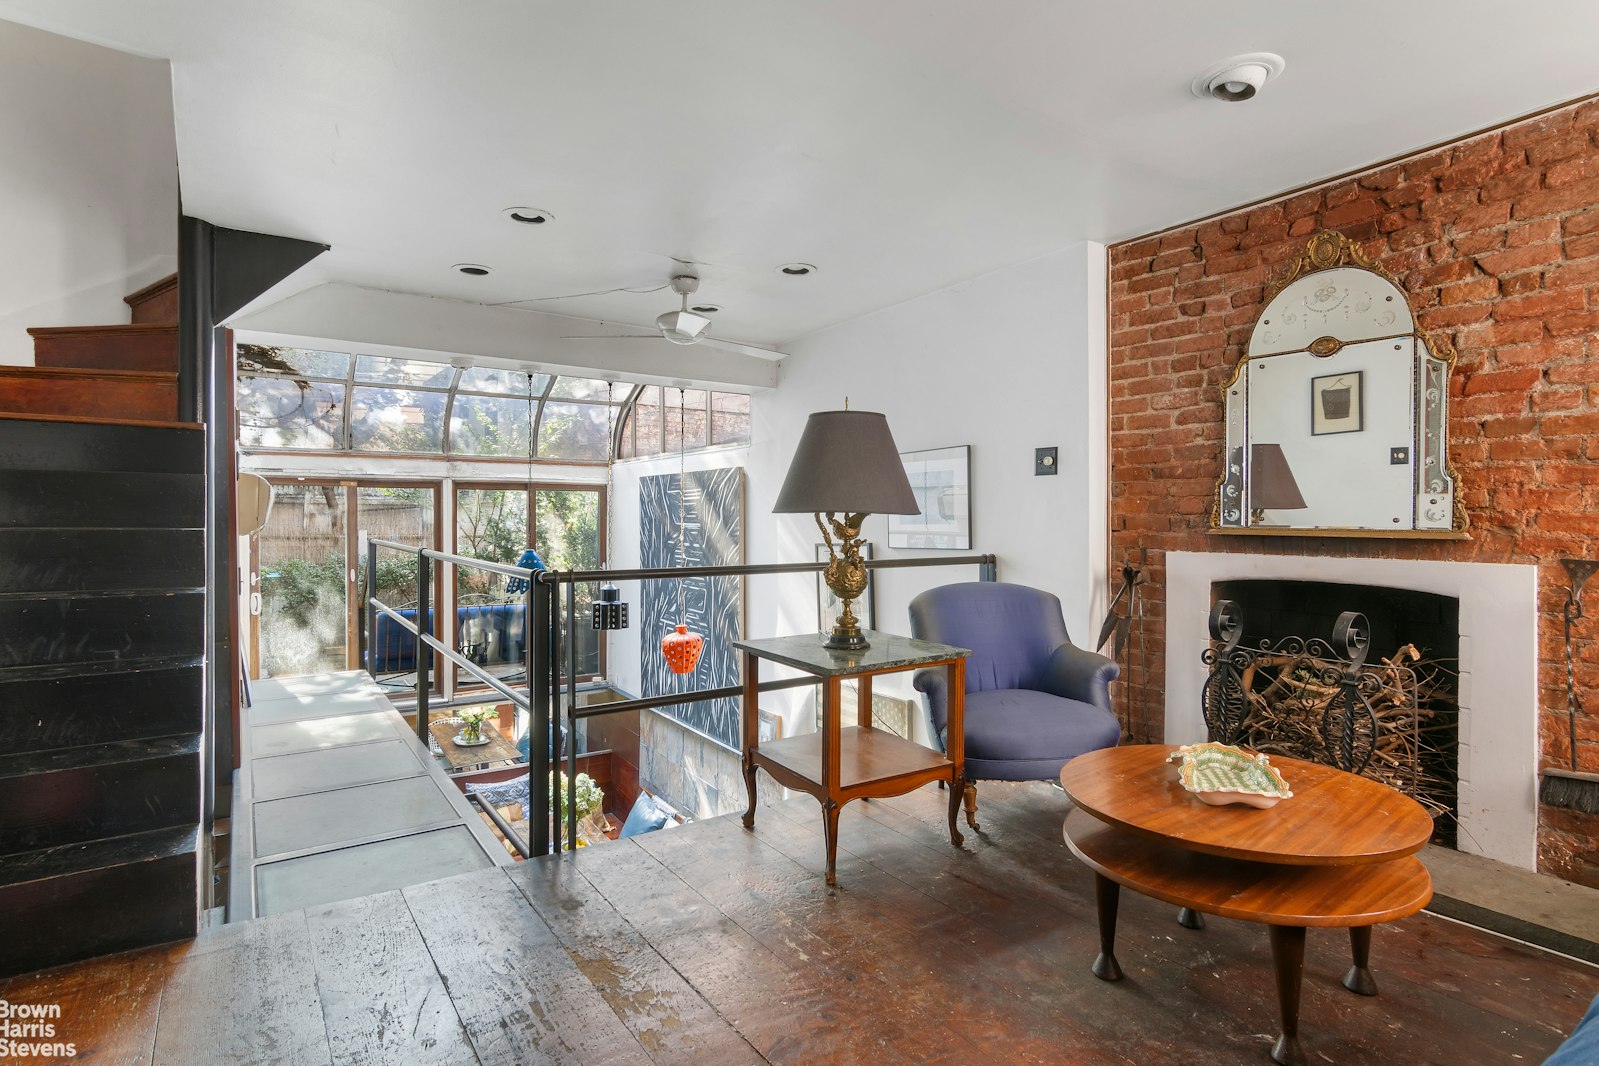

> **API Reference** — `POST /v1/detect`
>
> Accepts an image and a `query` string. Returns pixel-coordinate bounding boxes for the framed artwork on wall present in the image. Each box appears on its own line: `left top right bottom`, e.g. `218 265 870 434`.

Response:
1311 371 1363 436
816 541 875 633
887 445 971 550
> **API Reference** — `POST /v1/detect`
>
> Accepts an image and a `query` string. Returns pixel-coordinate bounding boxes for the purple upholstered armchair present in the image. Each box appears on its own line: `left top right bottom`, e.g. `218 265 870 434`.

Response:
910 582 1121 830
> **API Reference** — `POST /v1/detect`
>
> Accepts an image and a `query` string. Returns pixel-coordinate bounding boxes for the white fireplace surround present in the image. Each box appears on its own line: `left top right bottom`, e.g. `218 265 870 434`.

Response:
1165 551 1540 870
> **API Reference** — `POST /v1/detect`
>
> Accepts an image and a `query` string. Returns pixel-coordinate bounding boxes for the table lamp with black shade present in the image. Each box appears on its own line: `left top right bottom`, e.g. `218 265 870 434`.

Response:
1249 442 1308 525
774 408 920 650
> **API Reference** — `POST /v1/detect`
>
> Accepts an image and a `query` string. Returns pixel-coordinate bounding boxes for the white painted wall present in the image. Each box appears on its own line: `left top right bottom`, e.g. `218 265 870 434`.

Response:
0 21 176 365
606 243 1109 742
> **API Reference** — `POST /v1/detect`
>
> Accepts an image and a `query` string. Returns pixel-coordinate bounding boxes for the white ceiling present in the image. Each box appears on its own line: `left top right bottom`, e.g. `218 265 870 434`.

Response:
2 1 1596 349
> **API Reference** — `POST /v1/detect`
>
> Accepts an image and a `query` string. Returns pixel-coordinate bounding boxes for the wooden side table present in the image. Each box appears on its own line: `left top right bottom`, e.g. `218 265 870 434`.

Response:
735 631 970 885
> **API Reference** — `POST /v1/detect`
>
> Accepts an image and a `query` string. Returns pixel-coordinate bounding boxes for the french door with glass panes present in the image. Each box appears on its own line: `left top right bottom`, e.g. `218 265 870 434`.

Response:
249 479 440 694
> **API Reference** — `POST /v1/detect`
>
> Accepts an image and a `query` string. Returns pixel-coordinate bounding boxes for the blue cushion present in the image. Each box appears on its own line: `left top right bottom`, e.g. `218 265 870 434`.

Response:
466 774 529 810
947 688 1121 779
619 793 673 838
1547 991 1599 1065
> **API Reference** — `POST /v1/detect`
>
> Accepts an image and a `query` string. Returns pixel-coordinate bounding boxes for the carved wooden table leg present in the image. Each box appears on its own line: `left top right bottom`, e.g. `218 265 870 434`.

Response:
946 777 965 847
1177 908 1206 930
1343 925 1379 996
741 762 758 829
822 799 841 886
1269 925 1307 1066
1091 874 1123 981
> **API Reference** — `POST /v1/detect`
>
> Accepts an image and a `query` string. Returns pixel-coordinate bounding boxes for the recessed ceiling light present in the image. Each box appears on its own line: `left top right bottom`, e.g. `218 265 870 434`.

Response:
453 263 492 276
503 207 554 225
778 263 818 277
689 303 722 314
1190 53 1285 102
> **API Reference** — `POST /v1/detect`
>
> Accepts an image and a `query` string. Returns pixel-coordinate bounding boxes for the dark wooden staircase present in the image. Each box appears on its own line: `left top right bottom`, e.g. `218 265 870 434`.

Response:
0 274 203 976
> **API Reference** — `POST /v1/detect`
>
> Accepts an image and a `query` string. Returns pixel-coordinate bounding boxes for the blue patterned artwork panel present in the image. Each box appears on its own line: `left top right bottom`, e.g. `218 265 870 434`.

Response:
640 467 744 749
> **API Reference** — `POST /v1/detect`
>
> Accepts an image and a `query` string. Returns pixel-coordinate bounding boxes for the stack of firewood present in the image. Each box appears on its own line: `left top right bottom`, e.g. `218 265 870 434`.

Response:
1237 644 1459 817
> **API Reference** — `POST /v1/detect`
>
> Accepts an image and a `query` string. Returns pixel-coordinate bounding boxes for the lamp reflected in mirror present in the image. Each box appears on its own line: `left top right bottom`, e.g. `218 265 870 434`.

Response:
1249 443 1307 525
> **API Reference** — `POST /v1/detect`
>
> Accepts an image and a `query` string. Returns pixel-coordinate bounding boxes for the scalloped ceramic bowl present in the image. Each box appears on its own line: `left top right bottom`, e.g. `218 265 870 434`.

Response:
1168 742 1293 809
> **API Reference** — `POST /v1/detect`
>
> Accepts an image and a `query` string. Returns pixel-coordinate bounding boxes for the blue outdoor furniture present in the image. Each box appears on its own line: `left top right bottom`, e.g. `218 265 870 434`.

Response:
910 581 1121 830
368 602 527 673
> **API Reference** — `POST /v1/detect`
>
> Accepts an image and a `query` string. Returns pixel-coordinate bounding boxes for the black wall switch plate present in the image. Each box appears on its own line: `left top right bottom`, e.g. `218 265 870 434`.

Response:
1035 447 1058 476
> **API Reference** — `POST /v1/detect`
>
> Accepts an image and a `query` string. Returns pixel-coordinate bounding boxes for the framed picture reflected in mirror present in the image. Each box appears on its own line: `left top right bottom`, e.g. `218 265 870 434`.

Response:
1311 371 1363 436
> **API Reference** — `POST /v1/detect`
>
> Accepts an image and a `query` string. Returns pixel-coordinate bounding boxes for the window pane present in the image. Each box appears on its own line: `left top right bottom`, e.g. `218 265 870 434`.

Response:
356 485 437 694
631 386 661 457
548 376 632 402
711 392 751 445
449 393 533 456
237 345 350 380
454 488 530 686
537 489 600 676
257 483 347 677
353 354 454 388
664 388 708 453
458 367 548 395
237 376 345 449
349 386 446 452
538 401 609 460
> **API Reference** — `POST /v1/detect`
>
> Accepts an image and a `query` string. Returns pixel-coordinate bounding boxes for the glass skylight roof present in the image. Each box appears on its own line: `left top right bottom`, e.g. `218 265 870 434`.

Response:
236 345 634 461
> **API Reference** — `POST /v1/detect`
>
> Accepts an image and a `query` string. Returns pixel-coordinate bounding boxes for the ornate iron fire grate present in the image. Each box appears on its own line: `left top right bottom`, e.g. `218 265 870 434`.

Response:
1201 599 1458 818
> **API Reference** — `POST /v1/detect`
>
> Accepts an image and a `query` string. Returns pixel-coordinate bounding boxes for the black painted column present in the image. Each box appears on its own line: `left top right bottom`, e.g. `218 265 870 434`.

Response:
178 217 327 845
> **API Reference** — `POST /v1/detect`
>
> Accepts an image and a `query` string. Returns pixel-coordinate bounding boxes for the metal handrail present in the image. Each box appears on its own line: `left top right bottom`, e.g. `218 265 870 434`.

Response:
466 792 532 860
365 538 998 860
531 553 998 585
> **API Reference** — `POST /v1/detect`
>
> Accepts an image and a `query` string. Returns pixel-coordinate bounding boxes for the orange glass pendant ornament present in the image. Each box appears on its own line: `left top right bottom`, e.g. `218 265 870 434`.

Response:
661 624 703 675
657 388 704 677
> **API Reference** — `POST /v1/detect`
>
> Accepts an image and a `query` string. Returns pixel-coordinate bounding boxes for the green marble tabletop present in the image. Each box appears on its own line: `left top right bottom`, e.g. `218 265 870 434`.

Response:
732 630 970 677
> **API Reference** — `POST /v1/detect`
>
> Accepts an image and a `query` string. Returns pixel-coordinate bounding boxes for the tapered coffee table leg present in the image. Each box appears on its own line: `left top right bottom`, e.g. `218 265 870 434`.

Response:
1343 925 1379 996
1269 925 1307 1066
1177 907 1206 930
1091 874 1123 981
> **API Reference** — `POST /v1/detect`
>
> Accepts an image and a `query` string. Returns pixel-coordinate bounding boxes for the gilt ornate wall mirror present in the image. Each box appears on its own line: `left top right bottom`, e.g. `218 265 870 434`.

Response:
1212 231 1468 538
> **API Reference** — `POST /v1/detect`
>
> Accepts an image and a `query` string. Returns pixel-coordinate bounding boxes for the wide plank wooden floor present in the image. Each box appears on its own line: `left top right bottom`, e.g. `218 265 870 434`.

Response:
4 781 1596 1065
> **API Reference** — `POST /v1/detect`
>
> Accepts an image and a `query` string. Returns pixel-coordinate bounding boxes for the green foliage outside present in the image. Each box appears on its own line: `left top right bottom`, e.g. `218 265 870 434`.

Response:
271 554 417 626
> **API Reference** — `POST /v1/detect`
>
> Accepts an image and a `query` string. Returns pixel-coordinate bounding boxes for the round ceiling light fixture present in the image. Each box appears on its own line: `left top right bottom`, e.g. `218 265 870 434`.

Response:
778 263 818 276
453 263 492 276
1190 53 1285 102
503 207 554 225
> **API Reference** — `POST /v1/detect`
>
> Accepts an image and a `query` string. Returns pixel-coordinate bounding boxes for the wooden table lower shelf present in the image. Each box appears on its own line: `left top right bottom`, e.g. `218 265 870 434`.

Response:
753 726 952 799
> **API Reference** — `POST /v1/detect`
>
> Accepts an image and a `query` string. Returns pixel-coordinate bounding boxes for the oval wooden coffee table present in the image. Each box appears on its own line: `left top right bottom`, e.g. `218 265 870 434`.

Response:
1060 744 1434 1066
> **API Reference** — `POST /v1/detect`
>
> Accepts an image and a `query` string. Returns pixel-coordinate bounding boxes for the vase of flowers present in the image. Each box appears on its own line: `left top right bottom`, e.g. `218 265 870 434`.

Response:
550 771 607 844
454 706 496 746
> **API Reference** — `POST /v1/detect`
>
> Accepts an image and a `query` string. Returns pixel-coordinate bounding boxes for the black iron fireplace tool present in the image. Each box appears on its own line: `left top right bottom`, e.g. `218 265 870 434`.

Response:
1541 558 1599 814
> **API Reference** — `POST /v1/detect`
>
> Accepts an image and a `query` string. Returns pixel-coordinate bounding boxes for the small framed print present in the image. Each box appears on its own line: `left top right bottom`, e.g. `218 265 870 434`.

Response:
1311 371 1363 436
887 445 971 549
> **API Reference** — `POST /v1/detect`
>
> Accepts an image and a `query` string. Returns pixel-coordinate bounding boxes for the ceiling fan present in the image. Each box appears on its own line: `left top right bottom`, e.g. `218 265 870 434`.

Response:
560 274 784 358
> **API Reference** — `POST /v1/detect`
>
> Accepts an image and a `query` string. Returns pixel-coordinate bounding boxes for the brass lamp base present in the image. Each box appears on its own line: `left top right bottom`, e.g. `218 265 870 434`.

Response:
816 510 871 650
824 604 869 650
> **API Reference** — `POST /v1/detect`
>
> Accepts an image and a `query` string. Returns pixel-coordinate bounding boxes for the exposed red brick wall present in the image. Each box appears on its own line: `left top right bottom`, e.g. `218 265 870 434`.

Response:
1108 98 1599 884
